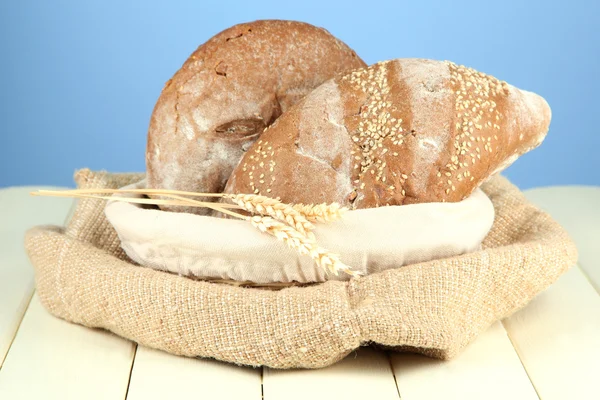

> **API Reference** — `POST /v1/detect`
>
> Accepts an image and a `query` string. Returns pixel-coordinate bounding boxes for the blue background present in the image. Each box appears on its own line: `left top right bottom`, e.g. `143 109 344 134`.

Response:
1 0 598 188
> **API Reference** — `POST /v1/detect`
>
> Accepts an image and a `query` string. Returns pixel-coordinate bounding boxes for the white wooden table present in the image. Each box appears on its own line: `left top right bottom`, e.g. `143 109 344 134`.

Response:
0 185 598 400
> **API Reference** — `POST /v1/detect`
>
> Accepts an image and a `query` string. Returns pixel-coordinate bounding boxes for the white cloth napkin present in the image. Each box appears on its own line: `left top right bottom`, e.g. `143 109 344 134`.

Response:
105 180 495 283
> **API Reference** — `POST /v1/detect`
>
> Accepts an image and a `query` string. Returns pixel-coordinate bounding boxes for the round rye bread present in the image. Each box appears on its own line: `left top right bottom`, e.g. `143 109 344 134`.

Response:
224 58 551 208
146 20 366 214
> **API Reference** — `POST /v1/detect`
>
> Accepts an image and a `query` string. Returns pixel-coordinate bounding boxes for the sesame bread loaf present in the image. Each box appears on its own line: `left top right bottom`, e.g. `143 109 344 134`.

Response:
223 58 551 208
146 20 366 214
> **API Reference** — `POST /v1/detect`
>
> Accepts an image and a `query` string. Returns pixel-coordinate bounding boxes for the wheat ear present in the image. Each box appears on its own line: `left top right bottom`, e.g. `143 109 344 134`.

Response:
226 194 315 239
250 216 360 277
292 203 347 223
292 203 348 222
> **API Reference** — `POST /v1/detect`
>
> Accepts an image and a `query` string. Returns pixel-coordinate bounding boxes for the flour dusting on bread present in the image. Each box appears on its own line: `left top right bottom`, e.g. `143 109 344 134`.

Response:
146 20 366 214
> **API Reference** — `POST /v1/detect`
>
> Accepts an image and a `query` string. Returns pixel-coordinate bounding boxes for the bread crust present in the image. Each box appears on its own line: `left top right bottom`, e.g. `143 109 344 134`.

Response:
146 20 366 213
224 59 551 208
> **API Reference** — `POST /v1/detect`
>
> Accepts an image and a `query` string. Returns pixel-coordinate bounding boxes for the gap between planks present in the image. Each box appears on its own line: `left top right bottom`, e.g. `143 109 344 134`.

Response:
386 351 403 400
501 319 543 400
575 263 600 296
123 344 139 400
0 285 35 370
260 366 264 400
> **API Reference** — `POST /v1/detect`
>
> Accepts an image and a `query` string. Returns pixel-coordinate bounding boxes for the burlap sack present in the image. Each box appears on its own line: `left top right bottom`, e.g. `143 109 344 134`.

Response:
105 179 495 283
25 169 577 369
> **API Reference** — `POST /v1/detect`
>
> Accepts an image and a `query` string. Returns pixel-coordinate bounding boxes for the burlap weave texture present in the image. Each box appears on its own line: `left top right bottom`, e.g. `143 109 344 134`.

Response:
24 169 577 368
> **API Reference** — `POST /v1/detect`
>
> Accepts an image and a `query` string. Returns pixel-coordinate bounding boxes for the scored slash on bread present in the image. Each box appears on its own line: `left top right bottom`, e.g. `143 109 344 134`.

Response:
224 58 551 209
146 20 366 214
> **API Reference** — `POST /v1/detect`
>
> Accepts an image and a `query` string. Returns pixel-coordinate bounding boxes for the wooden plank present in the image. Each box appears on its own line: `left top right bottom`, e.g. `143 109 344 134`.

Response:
390 321 538 399
0 294 135 400
0 186 73 366
503 265 600 400
263 347 400 400
524 186 600 291
126 346 262 400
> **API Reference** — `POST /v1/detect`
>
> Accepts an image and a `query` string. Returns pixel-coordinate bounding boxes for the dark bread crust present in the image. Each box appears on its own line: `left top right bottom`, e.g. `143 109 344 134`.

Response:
224 59 551 208
146 20 366 213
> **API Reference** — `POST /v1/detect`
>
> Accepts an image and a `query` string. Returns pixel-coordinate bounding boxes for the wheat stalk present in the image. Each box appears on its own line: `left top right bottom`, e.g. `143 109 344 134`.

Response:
225 194 315 239
250 216 360 277
32 189 247 219
32 191 230 208
43 187 224 197
292 203 347 223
